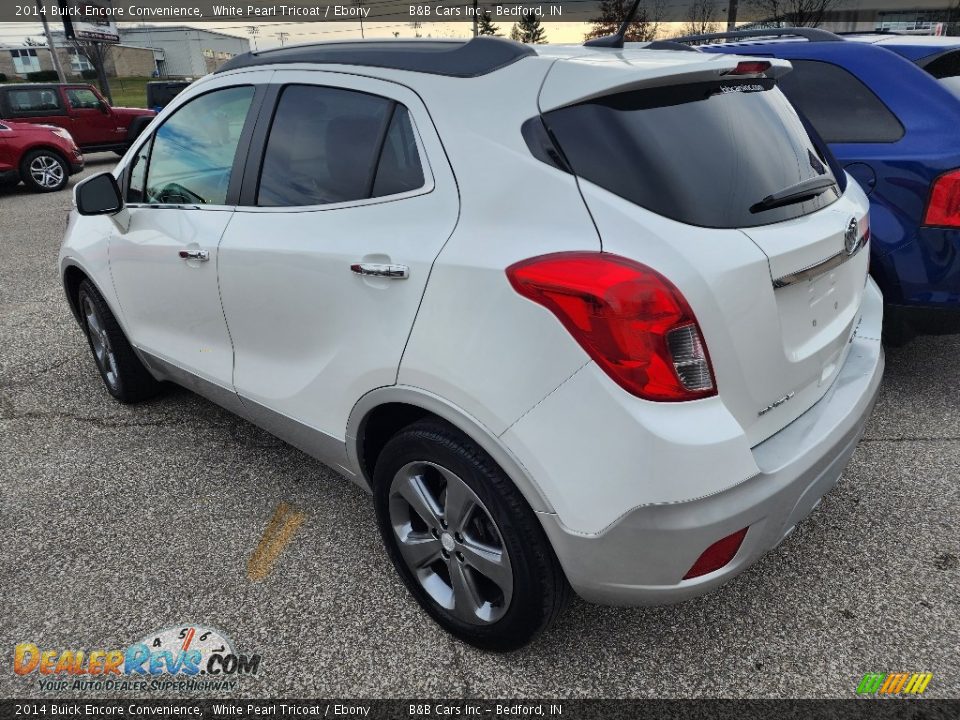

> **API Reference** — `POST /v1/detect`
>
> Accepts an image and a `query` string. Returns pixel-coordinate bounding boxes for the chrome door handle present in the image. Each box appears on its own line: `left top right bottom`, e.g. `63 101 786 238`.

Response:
350 263 409 279
178 249 210 262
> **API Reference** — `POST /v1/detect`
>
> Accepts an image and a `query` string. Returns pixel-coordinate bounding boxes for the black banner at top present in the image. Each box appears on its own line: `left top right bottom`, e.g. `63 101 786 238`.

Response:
3 0 959 24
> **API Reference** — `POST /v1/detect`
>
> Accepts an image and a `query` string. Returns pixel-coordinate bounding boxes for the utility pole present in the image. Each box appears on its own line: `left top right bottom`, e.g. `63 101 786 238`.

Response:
275 31 289 46
727 0 738 30
36 0 66 83
247 25 260 51
472 0 478 37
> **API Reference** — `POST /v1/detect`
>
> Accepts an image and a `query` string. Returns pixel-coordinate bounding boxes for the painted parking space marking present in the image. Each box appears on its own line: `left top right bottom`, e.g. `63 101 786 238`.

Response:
248 501 306 582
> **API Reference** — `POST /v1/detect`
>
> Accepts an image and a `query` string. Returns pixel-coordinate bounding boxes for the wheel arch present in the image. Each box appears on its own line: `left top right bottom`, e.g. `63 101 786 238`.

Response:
20 144 69 173
346 386 555 514
62 261 91 325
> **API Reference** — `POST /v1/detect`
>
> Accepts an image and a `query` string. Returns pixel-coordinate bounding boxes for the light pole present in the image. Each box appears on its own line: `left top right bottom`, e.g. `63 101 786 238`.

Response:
36 0 66 83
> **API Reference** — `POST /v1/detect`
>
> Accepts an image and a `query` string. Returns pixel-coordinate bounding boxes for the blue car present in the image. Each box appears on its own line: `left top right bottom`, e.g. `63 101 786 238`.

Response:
681 29 960 343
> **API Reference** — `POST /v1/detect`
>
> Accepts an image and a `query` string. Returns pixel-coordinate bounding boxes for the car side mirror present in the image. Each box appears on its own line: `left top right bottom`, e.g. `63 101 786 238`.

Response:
76 172 123 216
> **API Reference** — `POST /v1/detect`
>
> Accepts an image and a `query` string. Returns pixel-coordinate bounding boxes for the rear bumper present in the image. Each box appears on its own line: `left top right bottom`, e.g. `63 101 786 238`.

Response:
538 279 884 606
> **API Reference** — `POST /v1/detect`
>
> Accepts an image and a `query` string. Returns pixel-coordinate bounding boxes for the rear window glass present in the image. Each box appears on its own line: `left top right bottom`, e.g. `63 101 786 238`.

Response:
775 60 904 144
922 50 960 79
258 85 425 207
544 79 840 229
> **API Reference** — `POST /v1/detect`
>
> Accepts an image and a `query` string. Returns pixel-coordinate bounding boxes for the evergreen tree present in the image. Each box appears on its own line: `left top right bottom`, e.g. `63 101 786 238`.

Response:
517 12 547 43
585 0 661 42
477 9 501 36
509 23 522 41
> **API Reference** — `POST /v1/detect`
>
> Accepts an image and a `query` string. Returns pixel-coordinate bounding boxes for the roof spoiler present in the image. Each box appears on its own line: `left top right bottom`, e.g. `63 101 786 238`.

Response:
671 27 842 45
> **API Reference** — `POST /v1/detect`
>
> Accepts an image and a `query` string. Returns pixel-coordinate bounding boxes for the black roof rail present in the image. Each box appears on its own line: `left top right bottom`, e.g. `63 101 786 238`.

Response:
672 27 843 45
215 36 535 78
643 40 701 52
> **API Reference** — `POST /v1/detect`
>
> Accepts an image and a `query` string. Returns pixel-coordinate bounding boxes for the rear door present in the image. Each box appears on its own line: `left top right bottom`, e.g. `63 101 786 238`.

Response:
218 71 459 453
540 59 869 445
63 86 123 147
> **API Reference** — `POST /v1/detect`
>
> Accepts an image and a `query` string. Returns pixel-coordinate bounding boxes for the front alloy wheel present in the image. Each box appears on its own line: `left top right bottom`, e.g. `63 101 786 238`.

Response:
82 293 120 393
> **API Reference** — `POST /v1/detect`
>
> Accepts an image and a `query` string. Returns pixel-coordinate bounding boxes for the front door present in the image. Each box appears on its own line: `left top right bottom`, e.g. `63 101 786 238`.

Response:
218 72 459 455
63 86 122 147
109 78 265 395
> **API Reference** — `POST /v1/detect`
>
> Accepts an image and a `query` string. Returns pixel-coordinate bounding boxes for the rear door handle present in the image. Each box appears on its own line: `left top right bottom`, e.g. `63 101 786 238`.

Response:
350 263 409 279
179 249 210 262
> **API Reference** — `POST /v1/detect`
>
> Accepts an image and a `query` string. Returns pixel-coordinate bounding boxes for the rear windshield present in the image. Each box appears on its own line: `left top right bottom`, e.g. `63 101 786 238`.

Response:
922 49 960 79
921 50 960 98
543 79 840 229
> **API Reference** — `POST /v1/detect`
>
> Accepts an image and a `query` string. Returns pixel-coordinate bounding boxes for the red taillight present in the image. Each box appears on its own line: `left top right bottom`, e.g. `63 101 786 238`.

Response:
683 528 748 580
725 60 772 76
924 170 960 228
506 252 716 402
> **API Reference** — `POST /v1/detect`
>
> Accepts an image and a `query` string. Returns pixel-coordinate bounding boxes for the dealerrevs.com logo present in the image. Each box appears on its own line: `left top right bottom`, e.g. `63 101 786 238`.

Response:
13 625 261 692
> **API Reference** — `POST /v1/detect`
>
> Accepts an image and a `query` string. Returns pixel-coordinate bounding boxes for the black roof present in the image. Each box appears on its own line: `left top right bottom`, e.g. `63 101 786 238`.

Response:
215 36 536 78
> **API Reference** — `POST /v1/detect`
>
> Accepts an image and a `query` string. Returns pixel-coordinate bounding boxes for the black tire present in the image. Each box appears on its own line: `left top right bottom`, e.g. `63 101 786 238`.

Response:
76 279 161 403
373 418 569 651
20 149 69 193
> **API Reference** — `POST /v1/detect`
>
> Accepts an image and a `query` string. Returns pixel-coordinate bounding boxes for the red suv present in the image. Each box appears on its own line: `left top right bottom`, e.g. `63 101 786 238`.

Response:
0 119 84 192
0 84 155 155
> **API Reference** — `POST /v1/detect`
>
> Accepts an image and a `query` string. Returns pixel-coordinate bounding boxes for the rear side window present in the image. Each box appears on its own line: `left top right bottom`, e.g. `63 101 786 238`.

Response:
544 80 840 229
5 88 64 115
258 85 424 207
775 60 904 143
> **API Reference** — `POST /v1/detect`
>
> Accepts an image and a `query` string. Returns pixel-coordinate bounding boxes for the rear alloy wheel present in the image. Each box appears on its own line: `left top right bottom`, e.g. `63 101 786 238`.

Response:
21 150 68 192
374 419 569 651
77 279 160 403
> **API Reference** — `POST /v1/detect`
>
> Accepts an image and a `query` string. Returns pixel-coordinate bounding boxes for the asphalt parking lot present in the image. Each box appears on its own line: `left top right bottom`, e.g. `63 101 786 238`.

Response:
1 155 958 699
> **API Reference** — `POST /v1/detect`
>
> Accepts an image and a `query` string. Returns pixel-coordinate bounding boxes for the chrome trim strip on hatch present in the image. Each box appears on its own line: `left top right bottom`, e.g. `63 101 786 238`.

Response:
772 237 866 289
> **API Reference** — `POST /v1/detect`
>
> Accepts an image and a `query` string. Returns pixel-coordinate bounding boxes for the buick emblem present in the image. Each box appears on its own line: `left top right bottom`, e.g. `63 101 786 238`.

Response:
844 218 860 256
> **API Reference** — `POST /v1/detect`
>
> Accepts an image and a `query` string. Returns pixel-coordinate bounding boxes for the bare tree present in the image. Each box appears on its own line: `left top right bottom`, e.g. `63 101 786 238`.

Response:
680 0 721 35
585 0 665 42
746 0 838 27
69 40 113 101
23 37 45 47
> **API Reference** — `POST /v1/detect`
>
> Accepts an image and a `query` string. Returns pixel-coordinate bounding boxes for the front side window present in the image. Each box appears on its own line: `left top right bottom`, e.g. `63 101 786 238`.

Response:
257 85 425 207
143 86 254 206
775 60 904 144
66 88 102 110
127 136 153 204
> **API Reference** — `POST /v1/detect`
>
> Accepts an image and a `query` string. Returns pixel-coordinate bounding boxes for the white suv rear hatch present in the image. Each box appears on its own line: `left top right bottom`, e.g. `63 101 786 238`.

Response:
538 49 871 445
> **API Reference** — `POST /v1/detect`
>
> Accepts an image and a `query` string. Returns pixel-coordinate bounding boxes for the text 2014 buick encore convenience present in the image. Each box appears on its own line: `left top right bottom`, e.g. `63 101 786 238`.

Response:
59 37 884 651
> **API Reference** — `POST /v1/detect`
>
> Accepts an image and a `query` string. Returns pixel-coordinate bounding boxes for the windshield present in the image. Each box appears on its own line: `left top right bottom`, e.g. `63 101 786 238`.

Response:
543 78 840 229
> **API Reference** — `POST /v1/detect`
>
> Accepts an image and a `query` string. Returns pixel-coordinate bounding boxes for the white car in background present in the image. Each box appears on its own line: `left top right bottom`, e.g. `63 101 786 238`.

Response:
60 37 883 650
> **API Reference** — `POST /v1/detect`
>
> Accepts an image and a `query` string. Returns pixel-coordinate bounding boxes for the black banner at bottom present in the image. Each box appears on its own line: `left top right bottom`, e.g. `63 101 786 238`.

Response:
3 700 960 720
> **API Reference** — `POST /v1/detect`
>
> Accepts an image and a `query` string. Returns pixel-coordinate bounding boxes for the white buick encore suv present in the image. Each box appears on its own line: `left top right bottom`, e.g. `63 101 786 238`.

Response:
60 37 884 651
